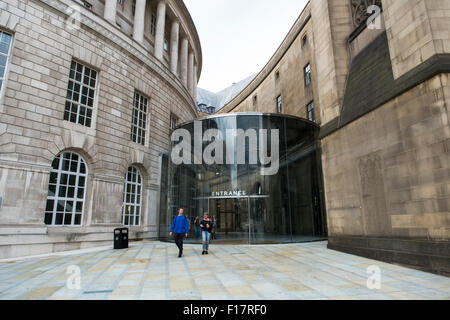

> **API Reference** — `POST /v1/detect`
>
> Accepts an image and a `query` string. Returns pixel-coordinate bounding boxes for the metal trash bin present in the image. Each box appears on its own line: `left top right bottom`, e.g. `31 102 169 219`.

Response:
114 228 129 249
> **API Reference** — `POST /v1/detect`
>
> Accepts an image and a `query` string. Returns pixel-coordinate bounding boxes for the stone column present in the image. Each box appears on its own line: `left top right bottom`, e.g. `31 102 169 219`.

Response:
133 0 146 44
187 51 194 94
169 20 180 75
193 63 198 103
154 0 167 61
179 37 188 86
104 0 117 25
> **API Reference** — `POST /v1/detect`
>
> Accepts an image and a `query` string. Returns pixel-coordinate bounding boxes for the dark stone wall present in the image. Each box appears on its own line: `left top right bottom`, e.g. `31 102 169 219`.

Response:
320 32 450 275
328 236 450 276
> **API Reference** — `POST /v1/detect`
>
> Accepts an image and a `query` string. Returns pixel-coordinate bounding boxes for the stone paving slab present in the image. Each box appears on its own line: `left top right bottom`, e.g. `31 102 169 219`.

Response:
0 241 448 300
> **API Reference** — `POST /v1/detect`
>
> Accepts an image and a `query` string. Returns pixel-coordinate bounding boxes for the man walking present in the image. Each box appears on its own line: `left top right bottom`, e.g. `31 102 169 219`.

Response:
169 208 190 258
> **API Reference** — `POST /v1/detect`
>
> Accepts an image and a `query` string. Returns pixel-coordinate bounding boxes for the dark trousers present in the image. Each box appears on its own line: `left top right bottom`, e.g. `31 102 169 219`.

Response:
174 233 185 253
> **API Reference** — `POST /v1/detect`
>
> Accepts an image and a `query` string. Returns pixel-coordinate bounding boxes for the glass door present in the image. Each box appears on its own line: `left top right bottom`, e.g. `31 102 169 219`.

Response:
249 197 266 244
208 198 249 244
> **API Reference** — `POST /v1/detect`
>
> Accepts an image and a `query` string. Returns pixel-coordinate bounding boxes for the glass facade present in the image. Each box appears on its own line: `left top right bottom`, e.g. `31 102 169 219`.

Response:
160 113 327 244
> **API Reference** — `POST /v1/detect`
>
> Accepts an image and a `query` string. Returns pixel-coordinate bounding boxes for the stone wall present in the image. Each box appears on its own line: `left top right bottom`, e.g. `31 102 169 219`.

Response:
0 0 198 259
216 0 450 274
383 0 450 79
323 74 450 274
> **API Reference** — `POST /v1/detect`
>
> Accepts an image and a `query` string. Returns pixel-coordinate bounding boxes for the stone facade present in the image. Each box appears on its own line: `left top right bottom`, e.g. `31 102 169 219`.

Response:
0 0 200 259
218 0 450 274
384 0 450 79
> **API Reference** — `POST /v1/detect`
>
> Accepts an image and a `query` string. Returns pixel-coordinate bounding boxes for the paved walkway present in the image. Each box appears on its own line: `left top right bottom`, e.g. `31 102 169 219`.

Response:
0 241 448 300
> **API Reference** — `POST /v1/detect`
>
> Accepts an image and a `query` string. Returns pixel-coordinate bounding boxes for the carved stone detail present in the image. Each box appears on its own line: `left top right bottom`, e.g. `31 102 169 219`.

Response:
351 0 383 28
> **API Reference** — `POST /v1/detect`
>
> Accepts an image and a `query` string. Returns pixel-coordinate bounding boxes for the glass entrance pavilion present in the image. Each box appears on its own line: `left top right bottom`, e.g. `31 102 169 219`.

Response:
159 113 327 244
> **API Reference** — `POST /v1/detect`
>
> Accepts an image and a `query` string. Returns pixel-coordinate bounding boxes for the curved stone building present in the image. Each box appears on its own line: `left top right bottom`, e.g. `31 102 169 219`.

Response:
0 0 201 258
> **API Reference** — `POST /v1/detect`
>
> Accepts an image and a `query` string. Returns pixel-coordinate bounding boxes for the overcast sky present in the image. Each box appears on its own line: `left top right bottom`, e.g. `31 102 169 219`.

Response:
184 0 309 93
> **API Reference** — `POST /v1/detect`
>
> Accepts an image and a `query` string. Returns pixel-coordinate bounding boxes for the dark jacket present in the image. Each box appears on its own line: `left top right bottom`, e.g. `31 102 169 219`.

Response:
200 219 213 233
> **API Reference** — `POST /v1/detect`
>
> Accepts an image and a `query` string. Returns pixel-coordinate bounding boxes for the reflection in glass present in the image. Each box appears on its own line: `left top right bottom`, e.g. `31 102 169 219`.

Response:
160 114 327 244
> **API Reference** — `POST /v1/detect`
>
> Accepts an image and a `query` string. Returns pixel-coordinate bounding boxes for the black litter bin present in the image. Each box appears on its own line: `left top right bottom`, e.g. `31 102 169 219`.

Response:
114 228 129 249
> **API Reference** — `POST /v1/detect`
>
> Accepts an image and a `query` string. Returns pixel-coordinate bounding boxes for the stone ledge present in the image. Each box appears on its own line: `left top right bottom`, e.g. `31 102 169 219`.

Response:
0 159 51 173
328 235 450 276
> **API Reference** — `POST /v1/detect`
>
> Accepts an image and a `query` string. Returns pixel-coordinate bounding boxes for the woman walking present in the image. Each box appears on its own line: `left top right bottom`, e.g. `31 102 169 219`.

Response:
200 212 213 255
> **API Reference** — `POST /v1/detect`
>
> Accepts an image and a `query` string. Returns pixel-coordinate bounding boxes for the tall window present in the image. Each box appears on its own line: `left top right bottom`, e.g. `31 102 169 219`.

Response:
150 12 157 36
170 114 178 131
122 166 143 226
131 91 148 145
307 101 315 122
304 63 311 87
276 95 282 113
132 0 136 16
45 152 88 226
0 31 12 96
64 60 97 127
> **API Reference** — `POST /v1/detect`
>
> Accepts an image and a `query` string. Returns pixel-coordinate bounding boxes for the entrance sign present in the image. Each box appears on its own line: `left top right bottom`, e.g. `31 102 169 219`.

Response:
211 190 247 197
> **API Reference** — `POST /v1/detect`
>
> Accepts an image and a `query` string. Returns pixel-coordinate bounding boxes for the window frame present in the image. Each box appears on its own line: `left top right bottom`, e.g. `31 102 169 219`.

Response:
307 101 315 122
45 152 88 227
131 91 149 146
150 11 157 37
64 60 99 128
304 63 311 87
169 113 178 132
0 30 13 102
122 166 143 227
276 95 282 113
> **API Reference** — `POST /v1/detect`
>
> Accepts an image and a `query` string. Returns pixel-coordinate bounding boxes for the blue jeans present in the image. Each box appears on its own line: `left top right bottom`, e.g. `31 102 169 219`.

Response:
202 231 211 251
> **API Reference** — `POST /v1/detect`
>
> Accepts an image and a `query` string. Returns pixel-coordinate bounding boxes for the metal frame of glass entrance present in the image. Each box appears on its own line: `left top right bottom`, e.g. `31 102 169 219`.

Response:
161 113 327 244
194 195 270 244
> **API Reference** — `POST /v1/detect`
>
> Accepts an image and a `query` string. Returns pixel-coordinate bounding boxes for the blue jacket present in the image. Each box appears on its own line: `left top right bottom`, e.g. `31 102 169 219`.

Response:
170 215 190 234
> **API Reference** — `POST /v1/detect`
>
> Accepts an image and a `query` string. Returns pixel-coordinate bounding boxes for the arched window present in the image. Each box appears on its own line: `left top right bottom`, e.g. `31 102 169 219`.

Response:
122 166 143 226
45 152 88 226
